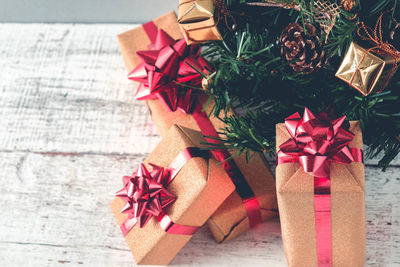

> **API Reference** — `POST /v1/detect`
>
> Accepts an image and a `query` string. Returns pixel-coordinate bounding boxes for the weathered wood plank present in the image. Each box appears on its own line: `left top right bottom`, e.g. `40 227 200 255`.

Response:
0 24 160 155
0 152 398 266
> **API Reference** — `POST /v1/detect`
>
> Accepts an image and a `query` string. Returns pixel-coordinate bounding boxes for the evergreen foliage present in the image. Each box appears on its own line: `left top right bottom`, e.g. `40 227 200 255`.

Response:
203 0 400 169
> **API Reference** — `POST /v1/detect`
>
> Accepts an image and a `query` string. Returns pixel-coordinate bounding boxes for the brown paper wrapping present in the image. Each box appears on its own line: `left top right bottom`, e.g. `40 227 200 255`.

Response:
110 124 235 265
335 42 399 96
178 0 223 44
276 121 365 267
117 16 277 243
148 96 278 242
117 11 182 71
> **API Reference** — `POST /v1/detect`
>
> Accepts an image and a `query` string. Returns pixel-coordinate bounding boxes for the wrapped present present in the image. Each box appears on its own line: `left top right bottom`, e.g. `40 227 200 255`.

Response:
117 11 182 71
178 0 223 44
147 96 278 242
276 108 365 267
335 14 400 96
335 41 399 96
117 18 277 243
145 98 278 243
110 124 235 265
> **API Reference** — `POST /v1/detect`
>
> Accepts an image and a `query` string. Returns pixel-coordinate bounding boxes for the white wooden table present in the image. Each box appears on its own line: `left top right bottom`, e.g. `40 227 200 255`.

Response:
0 24 399 267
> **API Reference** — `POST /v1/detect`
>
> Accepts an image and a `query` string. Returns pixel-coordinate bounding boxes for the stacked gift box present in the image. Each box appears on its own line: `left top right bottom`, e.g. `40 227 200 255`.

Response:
110 2 367 266
111 10 278 265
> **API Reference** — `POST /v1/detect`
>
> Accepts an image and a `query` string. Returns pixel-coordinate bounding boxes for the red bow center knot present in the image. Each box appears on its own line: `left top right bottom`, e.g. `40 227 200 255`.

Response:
116 163 176 228
278 108 356 177
128 29 211 114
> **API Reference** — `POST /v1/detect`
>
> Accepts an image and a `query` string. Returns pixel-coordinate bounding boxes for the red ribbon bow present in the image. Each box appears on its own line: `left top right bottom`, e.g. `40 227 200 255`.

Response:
116 163 175 229
128 29 210 114
278 108 356 177
116 147 208 237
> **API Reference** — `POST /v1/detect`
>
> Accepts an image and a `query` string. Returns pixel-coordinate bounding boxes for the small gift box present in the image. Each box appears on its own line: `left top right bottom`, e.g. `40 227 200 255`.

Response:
177 0 223 44
335 41 399 96
206 150 278 242
117 15 277 243
110 124 235 265
276 108 365 267
148 97 278 243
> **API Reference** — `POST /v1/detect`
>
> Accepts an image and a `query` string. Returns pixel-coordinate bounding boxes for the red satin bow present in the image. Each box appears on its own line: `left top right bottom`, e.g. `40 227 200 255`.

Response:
128 29 210 114
278 108 356 177
116 163 175 228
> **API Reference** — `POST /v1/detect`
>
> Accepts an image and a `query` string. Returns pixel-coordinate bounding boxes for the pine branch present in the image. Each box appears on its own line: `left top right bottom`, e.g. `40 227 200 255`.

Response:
204 0 400 169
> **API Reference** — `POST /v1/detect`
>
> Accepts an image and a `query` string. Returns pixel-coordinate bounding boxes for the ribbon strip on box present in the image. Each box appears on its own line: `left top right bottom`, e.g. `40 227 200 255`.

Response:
277 108 363 267
116 147 208 236
129 21 263 227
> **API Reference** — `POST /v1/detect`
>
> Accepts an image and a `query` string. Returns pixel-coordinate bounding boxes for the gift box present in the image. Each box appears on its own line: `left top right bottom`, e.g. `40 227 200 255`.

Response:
335 41 400 96
110 124 235 265
117 11 182 71
177 0 223 44
148 97 278 242
206 150 277 242
117 15 277 243
276 109 365 267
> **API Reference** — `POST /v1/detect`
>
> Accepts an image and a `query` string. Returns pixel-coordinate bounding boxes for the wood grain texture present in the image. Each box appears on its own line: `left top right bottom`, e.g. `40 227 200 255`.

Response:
0 23 399 267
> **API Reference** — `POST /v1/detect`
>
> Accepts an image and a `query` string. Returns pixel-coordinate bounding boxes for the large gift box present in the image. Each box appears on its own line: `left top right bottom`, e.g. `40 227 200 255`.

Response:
110 124 235 265
117 12 277 243
275 109 365 267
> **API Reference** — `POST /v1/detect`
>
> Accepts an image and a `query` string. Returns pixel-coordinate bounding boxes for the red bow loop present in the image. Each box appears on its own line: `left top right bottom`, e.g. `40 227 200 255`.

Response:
128 29 210 114
116 163 176 229
278 108 357 177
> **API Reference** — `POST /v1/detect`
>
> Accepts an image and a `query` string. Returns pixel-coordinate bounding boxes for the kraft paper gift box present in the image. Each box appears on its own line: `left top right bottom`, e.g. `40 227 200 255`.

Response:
178 103 278 242
110 124 235 265
275 120 365 267
177 0 223 44
117 11 182 71
117 12 277 243
146 96 277 243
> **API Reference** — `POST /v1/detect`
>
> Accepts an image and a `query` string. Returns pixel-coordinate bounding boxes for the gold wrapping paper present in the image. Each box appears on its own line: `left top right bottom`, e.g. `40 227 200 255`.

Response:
275 121 365 267
335 42 399 96
110 124 235 265
117 18 277 243
178 0 223 44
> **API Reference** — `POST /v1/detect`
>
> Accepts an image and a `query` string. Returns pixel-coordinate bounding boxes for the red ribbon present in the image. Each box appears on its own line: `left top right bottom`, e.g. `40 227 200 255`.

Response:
192 105 263 227
129 22 210 114
116 147 208 236
277 108 363 267
133 21 263 228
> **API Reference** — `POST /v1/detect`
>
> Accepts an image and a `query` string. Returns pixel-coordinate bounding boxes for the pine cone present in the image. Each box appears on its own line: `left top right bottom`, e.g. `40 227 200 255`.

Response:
279 23 327 74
